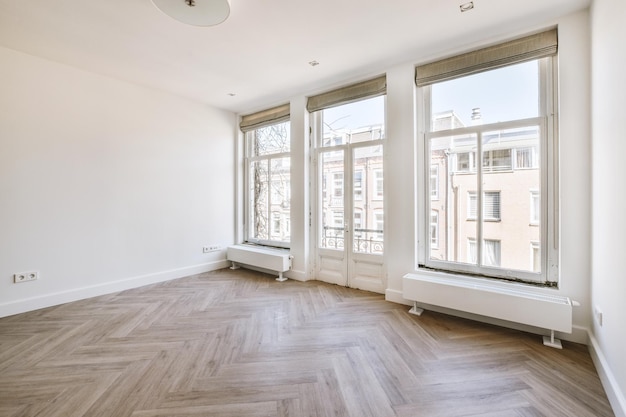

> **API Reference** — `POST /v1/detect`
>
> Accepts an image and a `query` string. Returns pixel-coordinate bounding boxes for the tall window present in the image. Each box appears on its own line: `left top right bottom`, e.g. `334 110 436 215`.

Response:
417 29 558 284
309 77 386 256
241 104 291 248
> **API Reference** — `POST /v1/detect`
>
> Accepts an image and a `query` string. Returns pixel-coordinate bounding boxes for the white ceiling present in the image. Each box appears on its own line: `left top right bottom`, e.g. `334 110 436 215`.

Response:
0 0 588 114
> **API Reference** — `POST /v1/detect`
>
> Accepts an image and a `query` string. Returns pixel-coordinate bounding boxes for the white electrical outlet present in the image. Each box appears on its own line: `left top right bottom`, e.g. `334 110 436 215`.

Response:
594 306 603 327
14 271 39 283
202 245 221 253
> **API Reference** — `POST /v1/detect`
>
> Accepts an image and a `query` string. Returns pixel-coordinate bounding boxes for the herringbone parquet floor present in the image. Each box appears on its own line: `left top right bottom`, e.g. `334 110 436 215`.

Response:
0 268 614 417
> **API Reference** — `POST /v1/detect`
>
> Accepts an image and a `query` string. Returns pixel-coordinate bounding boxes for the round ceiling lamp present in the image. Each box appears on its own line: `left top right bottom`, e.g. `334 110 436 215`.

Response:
151 0 231 27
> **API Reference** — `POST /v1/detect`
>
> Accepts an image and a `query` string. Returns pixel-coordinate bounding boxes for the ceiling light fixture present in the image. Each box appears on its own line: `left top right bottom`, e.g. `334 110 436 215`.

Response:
459 1 474 12
151 0 231 27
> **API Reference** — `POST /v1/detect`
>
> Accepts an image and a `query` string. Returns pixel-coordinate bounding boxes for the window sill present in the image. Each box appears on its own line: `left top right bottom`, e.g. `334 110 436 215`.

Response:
412 266 556 290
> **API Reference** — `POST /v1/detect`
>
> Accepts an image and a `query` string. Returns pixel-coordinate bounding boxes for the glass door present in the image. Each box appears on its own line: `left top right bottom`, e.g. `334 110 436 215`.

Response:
313 95 385 293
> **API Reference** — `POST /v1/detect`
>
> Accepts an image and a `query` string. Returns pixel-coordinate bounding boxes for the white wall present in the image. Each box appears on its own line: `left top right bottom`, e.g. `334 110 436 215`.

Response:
0 46 235 317
590 0 626 414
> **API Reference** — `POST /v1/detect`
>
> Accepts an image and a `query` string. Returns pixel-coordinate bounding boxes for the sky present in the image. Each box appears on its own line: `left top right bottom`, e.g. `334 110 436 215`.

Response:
323 96 385 133
322 60 539 132
432 60 539 126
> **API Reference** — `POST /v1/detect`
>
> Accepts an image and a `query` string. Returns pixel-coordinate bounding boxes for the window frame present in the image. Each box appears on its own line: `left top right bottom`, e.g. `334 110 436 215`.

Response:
417 54 559 285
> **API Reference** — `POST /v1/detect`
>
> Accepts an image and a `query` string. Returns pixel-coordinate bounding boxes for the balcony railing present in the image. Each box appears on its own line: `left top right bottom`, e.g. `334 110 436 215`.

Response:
321 226 384 254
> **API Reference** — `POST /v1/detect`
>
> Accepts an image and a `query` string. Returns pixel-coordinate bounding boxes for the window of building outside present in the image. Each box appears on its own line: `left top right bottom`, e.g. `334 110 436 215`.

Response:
375 211 384 239
333 173 344 198
467 191 500 221
354 171 363 200
430 211 439 249
430 165 439 200
374 170 383 199
418 29 558 285
530 190 540 225
244 120 291 248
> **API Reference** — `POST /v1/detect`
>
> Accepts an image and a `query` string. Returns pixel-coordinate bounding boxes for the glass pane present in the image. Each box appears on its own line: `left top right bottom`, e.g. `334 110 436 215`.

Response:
429 134 478 264
321 95 385 147
269 157 291 242
253 121 290 156
431 60 539 131
482 126 541 273
353 145 384 254
320 150 344 250
249 160 269 240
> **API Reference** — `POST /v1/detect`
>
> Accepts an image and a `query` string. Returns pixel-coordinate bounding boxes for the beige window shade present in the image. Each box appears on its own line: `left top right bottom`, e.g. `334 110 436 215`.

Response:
415 28 557 87
240 103 290 132
307 75 386 113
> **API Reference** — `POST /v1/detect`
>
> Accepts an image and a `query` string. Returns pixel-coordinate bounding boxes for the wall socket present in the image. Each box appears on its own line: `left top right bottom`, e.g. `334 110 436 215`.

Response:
14 271 39 283
202 245 221 253
594 306 603 327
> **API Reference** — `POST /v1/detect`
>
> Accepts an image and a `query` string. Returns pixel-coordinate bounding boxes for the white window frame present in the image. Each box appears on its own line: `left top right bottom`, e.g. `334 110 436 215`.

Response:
418 55 559 285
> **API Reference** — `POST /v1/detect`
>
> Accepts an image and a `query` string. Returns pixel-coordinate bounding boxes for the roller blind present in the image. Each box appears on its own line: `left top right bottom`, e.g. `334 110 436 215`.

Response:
240 103 290 132
415 28 557 87
306 75 386 113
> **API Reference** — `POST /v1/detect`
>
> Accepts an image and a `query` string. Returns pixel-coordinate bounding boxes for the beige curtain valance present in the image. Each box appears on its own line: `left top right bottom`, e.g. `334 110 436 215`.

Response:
307 75 386 113
415 28 557 87
240 103 290 132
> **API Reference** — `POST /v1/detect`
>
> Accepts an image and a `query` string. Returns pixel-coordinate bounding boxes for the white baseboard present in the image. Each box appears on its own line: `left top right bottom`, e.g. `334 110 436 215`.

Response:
0 260 230 318
285 269 309 282
588 331 626 417
385 288 588 344
386 288 413 306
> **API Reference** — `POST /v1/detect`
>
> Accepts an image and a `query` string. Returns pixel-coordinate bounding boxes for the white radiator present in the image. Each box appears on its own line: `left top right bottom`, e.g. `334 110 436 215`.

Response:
227 245 292 281
403 272 573 348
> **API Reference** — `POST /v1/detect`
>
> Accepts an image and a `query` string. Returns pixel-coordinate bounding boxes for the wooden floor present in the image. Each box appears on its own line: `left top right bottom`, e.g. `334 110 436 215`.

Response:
0 269 614 417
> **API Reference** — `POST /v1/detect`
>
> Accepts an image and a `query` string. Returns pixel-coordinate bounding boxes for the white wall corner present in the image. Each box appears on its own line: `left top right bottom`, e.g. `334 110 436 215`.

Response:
588 330 626 417
0 261 229 319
